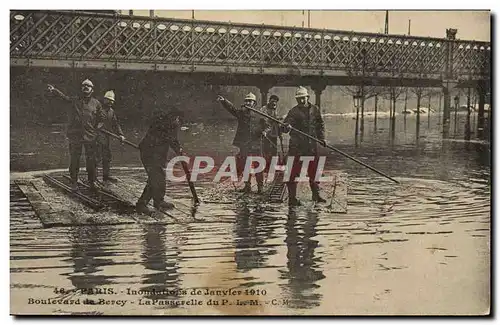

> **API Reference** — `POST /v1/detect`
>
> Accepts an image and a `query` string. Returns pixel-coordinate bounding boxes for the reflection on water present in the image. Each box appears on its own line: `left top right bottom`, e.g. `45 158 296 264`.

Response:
234 207 278 274
10 114 490 315
65 227 117 292
279 210 324 309
140 225 181 306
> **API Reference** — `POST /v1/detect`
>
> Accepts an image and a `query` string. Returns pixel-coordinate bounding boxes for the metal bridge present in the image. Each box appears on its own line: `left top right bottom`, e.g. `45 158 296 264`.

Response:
9 10 491 135
10 10 490 85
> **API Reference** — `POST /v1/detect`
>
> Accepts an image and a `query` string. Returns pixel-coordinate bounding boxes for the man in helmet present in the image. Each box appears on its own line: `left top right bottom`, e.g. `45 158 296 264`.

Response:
47 79 102 191
282 86 327 206
96 90 126 183
261 94 282 169
216 92 268 194
135 108 184 215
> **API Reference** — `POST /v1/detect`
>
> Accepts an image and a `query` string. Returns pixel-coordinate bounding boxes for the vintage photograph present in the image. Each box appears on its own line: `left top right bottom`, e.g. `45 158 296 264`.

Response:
9 9 491 315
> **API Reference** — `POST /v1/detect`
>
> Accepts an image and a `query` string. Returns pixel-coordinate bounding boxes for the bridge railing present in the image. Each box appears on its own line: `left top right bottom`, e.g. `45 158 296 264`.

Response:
10 10 490 79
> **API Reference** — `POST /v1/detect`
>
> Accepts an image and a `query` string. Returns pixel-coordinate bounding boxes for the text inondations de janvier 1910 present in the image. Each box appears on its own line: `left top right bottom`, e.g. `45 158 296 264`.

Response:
27 287 290 308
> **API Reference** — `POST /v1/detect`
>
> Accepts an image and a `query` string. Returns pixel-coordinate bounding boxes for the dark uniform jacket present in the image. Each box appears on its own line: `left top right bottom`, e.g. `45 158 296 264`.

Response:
221 99 268 153
261 105 282 138
283 103 325 155
139 110 182 167
98 106 124 144
52 88 102 142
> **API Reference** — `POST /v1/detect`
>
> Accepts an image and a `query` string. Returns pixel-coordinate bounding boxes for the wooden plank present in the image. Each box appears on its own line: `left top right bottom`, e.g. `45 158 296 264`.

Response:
100 178 174 225
70 175 137 211
15 181 76 227
32 176 136 227
9 206 36 211
37 174 166 226
200 173 279 204
107 176 224 224
42 174 104 210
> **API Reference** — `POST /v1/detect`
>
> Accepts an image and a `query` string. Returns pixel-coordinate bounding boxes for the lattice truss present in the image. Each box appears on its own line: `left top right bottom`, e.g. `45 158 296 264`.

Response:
452 41 491 77
10 10 490 78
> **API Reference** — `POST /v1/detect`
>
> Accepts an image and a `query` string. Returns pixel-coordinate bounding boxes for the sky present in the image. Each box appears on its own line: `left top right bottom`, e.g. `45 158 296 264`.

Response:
123 10 491 42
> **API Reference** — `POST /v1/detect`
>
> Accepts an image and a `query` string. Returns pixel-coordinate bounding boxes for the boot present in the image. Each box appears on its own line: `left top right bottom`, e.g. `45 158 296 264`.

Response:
289 198 302 207
311 182 327 203
70 182 79 192
239 182 251 193
155 201 175 211
136 202 153 215
88 181 102 192
103 175 118 183
287 182 302 207
257 182 264 194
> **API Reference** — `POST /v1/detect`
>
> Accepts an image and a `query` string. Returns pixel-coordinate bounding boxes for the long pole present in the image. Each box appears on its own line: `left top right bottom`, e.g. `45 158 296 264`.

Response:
99 128 200 204
249 107 400 184
100 128 140 149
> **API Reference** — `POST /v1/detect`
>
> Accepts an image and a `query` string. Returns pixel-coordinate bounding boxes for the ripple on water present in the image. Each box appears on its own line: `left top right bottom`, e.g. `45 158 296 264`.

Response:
10 168 490 314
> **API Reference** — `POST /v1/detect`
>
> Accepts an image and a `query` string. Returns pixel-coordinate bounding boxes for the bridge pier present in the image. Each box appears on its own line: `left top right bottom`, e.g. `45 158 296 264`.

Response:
258 82 275 106
311 83 327 113
441 81 457 137
465 87 472 140
476 80 487 139
442 28 458 138
259 87 269 106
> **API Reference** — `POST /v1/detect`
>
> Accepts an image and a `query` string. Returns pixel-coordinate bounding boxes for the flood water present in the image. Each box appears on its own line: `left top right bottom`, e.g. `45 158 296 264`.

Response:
10 113 491 315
